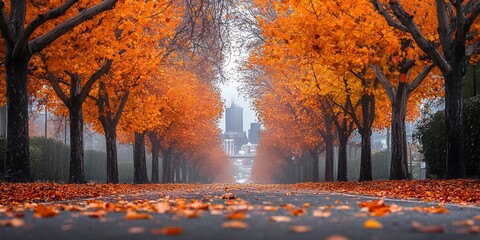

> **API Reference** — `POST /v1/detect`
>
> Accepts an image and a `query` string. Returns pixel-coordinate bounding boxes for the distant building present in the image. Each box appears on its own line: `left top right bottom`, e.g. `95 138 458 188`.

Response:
223 139 235 155
222 102 248 155
248 123 261 144
240 142 257 155
225 102 243 132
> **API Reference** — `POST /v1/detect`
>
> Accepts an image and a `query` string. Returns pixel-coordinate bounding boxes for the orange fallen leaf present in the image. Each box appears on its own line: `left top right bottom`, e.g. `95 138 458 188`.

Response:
313 210 331 218
0 218 25 227
452 220 475 226
468 226 480 233
364 219 382 229
82 210 106 218
128 227 146 234
263 206 278 211
124 211 153 220
226 211 246 220
290 225 312 233
269 216 292 222
474 215 480 221
222 221 248 229
324 235 349 240
290 208 306 216
221 193 235 199
154 226 183 235
34 204 58 218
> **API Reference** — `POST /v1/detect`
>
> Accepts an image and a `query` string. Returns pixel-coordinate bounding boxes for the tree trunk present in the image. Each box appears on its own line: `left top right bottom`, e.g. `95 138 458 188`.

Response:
68 98 86 183
337 131 348 182
105 127 118 183
359 128 373 182
358 92 375 182
390 82 409 180
444 68 466 179
4 54 31 182
133 132 149 184
310 151 319 182
161 150 171 183
148 133 160 183
324 115 334 182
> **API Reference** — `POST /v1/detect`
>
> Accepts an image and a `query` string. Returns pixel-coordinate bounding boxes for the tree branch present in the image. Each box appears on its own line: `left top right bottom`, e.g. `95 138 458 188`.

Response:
408 64 435 93
370 0 408 32
19 0 78 53
29 0 118 54
0 1 12 44
389 0 452 75
436 0 452 54
466 1 480 29
370 64 395 102
79 59 113 102
113 90 129 126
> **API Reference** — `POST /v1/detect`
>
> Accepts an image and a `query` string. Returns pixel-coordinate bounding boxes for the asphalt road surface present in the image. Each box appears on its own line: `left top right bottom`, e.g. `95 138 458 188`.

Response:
1 185 479 240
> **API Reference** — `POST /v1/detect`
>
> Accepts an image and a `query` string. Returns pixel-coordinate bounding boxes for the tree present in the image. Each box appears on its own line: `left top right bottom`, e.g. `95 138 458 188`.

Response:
0 0 119 182
371 0 480 179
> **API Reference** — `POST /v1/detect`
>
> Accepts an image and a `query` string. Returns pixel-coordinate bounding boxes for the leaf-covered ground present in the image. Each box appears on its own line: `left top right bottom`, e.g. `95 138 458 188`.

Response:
1 180 480 239
1 180 479 206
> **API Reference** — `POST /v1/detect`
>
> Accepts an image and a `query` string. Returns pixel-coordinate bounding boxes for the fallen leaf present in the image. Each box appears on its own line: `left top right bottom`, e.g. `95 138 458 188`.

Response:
416 226 444 233
263 206 278 211
313 210 331 218
221 193 235 199
290 208 306 216
474 215 480 221
364 219 382 229
226 211 246 220
154 226 183 235
335 205 351 210
452 220 475 226
290 225 312 233
468 226 480 233
82 210 106 218
222 221 248 229
324 235 349 240
34 204 58 218
269 216 292 222
0 218 25 227
128 227 145 234
124 211 153 220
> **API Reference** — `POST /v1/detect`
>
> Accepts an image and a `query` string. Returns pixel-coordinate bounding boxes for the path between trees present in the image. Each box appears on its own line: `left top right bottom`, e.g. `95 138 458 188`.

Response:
1 182 480 239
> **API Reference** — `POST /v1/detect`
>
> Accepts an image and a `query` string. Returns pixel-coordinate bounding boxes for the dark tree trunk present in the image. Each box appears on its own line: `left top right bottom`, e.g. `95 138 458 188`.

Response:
105 127 118 183
68 98 86 183
444 67 466 179
4 54 30 182
147 133 160 183
337 131 349 182
161 151 170 183
324 115 335 182
181 160 187 183
312 151 319 182
358 93 375 182
390 82 409 180
133 132 149 184
359 129 373 181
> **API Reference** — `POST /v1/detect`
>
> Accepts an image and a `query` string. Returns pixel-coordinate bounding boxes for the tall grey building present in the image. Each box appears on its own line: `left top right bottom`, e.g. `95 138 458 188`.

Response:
225 102 243 132
248 123 261 144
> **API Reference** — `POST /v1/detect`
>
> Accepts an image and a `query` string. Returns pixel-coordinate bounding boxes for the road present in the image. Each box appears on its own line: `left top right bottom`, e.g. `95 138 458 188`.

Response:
1 184 479 240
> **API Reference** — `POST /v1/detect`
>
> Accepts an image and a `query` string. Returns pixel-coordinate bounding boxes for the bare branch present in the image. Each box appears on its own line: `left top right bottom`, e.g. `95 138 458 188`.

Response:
370 0 408 32
79 59 113 102
408 64 435 93
370 64 395 102
436 0 453 53
113 90 129 126
18 0 79 54
389 0 452 75
0 1 12 44
29 0 118 54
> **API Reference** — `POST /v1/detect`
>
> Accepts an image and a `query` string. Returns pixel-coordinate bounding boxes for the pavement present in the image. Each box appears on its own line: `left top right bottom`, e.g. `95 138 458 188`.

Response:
1 184 480 240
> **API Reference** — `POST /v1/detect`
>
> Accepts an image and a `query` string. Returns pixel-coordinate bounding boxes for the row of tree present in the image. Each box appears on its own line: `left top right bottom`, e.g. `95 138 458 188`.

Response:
1 0 233 183
243 0 479 182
